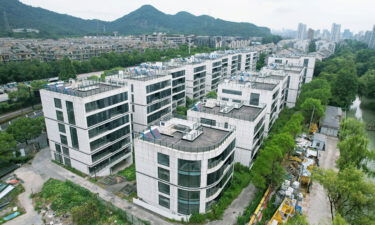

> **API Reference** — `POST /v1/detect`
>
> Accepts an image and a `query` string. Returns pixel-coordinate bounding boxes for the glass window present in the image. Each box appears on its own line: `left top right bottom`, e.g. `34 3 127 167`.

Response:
158 182 170 195
159 195 170 209
147 98 171 114
70 127 79 149
85 92 128 112
232 99 241 103
178 159 201 172
60 135 68 145
66 101 76 125
90 126 130 151
250 93 260 106
56 110 64 121
54 153 63 163
158 167 170 182
146 80 171 93
157 153 169 167
172 70 185 79
58 123 66 133
55 143 61 153
222 89 242 96
88 115 129 138
87 104 129 127
178 173 201 187
146 89 171 104
178 189 200 215
91 138 131 162
64 157 71 167
200 118 216 126
147 107 171 124
54 98 62 108
62 146 69 156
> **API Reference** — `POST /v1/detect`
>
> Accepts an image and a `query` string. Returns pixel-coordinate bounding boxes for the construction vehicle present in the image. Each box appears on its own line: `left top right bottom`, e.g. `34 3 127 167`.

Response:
267 198 296 225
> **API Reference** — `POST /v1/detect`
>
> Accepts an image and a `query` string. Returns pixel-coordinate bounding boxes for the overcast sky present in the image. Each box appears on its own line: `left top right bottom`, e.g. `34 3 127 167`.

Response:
21 0 375 32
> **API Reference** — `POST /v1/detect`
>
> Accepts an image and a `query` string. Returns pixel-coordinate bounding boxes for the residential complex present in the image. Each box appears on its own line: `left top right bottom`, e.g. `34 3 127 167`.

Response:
39 44 319 220
40 79 132 176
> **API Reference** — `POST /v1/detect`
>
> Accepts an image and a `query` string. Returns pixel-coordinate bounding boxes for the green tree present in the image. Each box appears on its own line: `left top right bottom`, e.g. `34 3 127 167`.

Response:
337 135 374 173
297 79 331 106
58 57 76 81
7 117 43 144
30 80 48 91
269 132 295 155
313 167 375 224
0 132 17 163
206 91 217 99
308 41 316 53
333 214 349 225
281 113 304 137
359 70 375 98
330 69 359 109
256 53 267 70
8 84 32 103
300 98 325 123
251 144 286 189
339 118 366 141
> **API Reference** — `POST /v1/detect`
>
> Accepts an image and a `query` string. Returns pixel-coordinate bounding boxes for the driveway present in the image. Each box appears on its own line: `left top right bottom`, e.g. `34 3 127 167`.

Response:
4 167 44 225
302 135 339 225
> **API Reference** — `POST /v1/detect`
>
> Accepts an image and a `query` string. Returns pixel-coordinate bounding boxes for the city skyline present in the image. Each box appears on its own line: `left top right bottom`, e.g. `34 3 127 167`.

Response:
20 0 375 33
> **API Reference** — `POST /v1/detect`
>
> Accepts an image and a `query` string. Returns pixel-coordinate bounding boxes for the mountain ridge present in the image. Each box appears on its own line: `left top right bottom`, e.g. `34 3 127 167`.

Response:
0 0 271 37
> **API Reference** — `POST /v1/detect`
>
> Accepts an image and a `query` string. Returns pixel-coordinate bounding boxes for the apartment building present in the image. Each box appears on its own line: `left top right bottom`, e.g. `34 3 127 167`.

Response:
106 68 173 133
133 117 236 220
216 72 286 134
187 99 266 167
40 80 132 176
185 59 208 100
267 54 316 83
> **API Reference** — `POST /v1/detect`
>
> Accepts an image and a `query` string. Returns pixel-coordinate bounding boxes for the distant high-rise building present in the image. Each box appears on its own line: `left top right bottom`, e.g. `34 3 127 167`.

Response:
342 29 353 40
307 28 315 40
330 23 341 42
322 29 330 40
368 25 375 49
297 23 307 40
315 29 321 38
364 31 372 44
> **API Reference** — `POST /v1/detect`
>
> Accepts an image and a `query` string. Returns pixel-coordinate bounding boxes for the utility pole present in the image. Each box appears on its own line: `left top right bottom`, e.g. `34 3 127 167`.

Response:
309 105 316 132
188 37 192 55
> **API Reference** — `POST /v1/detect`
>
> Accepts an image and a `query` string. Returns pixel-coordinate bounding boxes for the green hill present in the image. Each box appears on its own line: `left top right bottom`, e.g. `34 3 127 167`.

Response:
0 1 271 37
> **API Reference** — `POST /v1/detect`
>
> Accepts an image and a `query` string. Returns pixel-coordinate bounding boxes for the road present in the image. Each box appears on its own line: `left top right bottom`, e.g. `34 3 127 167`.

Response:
206 184 256 225
303 136 339 225
6 148 174 225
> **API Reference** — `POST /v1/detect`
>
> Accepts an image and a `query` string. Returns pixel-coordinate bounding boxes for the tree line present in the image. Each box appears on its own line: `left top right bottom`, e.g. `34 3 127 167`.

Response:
0 44 216 84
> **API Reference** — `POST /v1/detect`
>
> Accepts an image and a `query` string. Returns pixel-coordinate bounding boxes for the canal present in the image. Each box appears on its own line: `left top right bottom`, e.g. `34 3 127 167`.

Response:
348 96 375 169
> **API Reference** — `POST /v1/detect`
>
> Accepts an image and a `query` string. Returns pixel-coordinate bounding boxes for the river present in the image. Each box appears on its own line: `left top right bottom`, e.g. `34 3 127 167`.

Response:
348 96 375 169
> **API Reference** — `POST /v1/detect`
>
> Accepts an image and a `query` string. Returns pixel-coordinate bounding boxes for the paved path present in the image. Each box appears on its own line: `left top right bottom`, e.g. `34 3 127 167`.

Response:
6 148 174 225
206 184 256 225
5 167 44 225
303 135 339 225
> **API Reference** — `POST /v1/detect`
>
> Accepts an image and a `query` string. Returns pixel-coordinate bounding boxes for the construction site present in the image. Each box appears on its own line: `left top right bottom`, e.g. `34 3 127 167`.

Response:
248 131 327 225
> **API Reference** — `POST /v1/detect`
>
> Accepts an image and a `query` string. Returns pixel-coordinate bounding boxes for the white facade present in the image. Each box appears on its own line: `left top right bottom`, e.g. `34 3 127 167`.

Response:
134 118 236 221
41 81 132 176
107 69 173 133
330 23 341 42
267 55 316 83
297 23 307 40
187 99 267 167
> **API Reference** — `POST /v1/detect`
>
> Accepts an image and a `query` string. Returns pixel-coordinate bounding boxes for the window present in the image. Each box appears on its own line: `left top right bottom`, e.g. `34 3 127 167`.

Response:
62 146 69 156
178 189 200 215
55 144 61 153
158 182 170 195
221 97 229 101
70 127 79 149
222 89 242 96
131 84 134 92
146 89 171 104
159 195 170 209
54 98 62 108
146 80 171 93
157 153 169 167
178 159 201 188
64 157 71 167
88 115 129 138
172 70 185 79
87 104 129 127
85 92 128 112
194 66 206 73
131 94 134 103
90 126 130 151
250 93 260 106
147 107 171 124
66 101 76 125
147 98 171 114
60 135 68 145
56 110 64 121
208 140 235 169
232 99 241 103
91 138 131 162
200 118 216 126
58 123 66 133
303 58 309 66
54 153 62 163
158 167 170 182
